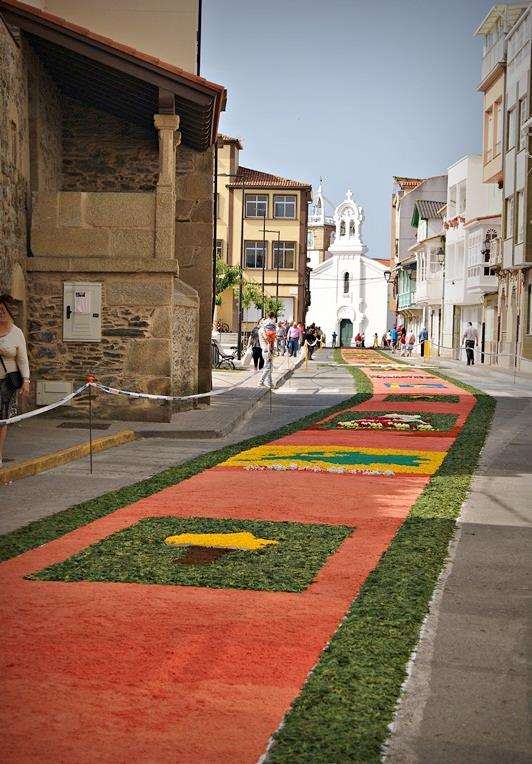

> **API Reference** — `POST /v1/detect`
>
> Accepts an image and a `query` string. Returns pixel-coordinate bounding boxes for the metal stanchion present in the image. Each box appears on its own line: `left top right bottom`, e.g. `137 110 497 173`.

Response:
87 374 95 475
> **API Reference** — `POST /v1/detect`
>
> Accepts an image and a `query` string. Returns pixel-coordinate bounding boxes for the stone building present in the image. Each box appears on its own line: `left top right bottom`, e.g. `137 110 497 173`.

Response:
0 0 225 421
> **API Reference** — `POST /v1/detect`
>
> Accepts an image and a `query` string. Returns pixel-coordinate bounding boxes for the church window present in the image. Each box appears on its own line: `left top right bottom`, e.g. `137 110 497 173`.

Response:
349 220 355 236
343 272 350 293
340 220 346 236
274 195 297 219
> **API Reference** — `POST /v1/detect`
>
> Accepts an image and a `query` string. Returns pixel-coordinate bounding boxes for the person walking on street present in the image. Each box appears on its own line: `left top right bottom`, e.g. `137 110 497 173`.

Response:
373 333 380 348
399 327 407 356
0 295 30 466
390 326 398 354
258 314 276 387
276 321 287 356
248 324 264 372
287 322 300 357
304 326 318 360
419 326 428 357
462 322 479 366
406 330 416 356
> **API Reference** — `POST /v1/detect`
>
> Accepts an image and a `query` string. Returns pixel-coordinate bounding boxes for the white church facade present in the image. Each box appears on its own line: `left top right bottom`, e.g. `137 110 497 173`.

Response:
306 189 392 346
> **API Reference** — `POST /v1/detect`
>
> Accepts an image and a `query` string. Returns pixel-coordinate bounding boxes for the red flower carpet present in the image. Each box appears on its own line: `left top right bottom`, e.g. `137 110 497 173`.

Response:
0 350 475 762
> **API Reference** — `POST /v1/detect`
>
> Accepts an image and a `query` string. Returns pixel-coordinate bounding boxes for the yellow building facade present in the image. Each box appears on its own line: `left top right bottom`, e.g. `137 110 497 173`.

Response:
215 135 311 330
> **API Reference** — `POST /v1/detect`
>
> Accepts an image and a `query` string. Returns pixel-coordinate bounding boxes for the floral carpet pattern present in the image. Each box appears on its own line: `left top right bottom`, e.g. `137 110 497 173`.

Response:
0 349 475 763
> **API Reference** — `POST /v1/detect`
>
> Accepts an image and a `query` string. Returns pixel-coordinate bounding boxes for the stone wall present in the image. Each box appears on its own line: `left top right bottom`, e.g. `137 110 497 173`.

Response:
27 271 188 421
175 144 214 393
0 25 62 309
172 280 199 402
26 41 62 193
0 20 28 294
62 96 159 192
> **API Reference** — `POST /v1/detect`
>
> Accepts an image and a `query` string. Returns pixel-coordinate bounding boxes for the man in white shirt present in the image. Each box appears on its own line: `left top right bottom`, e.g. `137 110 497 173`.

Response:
462 322 479 366
258 312 276 387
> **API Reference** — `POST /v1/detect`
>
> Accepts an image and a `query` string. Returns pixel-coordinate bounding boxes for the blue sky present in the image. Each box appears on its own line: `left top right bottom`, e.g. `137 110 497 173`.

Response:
201 0 496 259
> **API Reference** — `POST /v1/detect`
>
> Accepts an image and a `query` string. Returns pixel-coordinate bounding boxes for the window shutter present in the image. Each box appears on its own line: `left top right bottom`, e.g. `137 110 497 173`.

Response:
63 282 102 342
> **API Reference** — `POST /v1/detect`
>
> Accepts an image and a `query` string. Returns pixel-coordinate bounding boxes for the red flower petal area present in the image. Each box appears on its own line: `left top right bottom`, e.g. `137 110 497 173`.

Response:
0 350 475 762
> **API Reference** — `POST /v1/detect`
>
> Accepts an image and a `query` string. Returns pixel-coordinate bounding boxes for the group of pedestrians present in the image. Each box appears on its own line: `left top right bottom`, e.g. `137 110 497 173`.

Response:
381 322 479 365
245 316 324 388
382 326 418 356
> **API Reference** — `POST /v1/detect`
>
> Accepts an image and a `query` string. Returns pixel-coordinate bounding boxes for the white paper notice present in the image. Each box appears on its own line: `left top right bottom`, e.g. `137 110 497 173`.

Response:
74 290 90 314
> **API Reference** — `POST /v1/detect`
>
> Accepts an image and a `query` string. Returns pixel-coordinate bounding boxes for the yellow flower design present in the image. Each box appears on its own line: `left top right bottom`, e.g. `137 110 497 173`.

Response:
164 531 278 551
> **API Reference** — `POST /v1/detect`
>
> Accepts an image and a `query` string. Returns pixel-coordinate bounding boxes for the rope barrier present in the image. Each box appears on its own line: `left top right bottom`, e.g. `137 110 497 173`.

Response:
0 384 89 427
0 364 267 427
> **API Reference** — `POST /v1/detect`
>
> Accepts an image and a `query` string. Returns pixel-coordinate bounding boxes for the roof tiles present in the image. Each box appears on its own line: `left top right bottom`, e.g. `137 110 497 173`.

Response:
228 166 311 190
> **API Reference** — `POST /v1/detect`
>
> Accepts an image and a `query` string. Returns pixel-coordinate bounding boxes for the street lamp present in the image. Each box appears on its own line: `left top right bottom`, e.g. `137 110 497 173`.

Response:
435 246 445 357
383 270 392 283
216 171 246 358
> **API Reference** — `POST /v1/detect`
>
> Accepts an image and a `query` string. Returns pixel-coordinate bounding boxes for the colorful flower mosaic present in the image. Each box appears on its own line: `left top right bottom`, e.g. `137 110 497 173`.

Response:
220 444 445 475
337 413 434 431
384 382 447 389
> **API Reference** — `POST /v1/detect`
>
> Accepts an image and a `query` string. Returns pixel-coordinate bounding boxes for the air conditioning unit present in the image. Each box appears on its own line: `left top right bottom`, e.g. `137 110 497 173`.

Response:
36 380 74 406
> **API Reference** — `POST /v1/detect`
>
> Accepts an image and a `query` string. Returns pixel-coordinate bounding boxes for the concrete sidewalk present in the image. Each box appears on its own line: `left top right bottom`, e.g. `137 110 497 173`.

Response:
386 363 532 762
0 350 353 534
0 351 305 477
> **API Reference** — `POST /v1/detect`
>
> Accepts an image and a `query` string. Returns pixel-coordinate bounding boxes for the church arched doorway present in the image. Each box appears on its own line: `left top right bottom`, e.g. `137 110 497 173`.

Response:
339 319 353 347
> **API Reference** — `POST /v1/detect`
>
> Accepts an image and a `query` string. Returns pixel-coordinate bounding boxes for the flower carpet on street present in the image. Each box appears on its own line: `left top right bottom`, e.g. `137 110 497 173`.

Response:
0 348 484 763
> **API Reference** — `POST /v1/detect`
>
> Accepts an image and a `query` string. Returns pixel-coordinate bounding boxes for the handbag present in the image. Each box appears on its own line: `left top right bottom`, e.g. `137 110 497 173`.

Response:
241 346 253 367
0 355 23 403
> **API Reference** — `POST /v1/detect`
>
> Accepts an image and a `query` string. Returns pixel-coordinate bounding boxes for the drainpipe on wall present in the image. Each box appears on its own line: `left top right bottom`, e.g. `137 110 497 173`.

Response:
212 140 218 321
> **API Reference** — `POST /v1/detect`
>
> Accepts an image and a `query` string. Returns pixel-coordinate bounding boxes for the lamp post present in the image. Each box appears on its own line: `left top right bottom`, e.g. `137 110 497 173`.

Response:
261 210 266 318
436 246 445 357
216 172 246 358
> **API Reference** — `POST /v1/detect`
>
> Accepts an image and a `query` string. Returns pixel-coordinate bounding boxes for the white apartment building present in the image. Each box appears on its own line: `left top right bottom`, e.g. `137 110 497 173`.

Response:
441 155 502 360
409 201 446 347
390 176 447 332
500 5 532 370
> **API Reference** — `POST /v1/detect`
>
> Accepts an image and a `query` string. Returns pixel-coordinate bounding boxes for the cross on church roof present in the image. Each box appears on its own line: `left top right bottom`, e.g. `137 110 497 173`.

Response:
346 189 353 201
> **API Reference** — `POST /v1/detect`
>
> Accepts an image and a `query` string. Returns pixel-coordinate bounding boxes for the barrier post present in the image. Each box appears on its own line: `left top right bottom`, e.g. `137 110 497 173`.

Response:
305 343 308 371
269 352 273 415
87 374 95 475
424 341 431 363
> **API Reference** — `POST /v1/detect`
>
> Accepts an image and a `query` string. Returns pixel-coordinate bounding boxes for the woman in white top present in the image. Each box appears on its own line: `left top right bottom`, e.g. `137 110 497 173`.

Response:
0 295 30 465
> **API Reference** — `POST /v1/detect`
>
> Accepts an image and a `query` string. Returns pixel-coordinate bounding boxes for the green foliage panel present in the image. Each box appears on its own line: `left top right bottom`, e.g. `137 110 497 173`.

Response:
28 517 352 593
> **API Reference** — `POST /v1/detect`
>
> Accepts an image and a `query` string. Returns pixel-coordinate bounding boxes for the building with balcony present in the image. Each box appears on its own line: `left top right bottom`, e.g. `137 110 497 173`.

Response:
409 200 446 347
307 190 391 346
215 135 311 329
499 5 532 371
0 0 225 420
474 4 528 185
389 175 447 330
441 155 502 360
